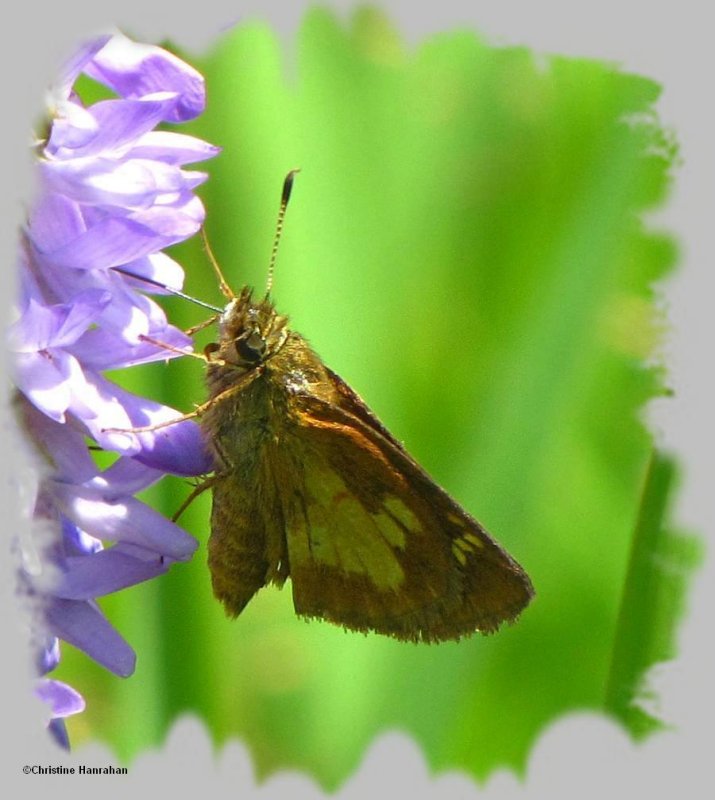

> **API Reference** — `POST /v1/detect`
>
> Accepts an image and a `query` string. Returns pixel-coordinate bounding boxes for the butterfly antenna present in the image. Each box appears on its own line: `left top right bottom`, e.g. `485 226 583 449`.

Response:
111 267 223 313
265 168 300 298
201 226 235 301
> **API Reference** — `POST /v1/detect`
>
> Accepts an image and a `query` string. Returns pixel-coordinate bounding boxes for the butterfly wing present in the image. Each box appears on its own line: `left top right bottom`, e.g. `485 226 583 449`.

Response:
207 408 291 618
277 368 534 642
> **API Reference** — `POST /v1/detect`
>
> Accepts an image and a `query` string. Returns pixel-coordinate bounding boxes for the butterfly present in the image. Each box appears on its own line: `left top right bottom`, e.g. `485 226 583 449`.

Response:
190 171 534 642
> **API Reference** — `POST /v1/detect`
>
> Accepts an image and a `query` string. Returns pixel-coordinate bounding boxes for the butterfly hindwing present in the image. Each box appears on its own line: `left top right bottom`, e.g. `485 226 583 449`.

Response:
208 452 289 617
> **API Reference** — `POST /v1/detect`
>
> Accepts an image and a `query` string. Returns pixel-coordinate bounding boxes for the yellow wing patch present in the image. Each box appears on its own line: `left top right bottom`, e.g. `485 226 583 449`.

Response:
451 530 485 566
286 464 409 591
382 496 422 541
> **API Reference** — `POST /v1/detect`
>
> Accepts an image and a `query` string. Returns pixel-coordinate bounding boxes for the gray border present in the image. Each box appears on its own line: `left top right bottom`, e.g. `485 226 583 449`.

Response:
2 1 712 797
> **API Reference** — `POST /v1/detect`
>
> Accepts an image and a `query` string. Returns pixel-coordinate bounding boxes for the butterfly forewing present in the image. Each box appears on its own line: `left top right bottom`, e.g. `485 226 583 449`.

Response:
283 379 533 640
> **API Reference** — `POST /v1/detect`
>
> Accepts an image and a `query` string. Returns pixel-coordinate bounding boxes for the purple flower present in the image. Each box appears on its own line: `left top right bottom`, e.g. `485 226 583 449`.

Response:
11 32 218 748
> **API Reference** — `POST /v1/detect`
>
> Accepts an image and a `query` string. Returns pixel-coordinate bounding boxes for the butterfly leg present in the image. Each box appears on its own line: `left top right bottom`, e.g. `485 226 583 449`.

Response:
172 473 227 521
101 367 263 434
184 314 220 336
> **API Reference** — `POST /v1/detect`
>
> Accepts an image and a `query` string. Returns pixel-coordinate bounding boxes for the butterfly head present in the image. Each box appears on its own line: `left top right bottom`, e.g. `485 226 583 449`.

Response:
208 286 289 369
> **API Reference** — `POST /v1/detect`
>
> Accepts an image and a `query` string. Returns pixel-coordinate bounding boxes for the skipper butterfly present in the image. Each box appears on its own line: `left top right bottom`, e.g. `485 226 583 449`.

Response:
117 171 534 642
196 172 534 641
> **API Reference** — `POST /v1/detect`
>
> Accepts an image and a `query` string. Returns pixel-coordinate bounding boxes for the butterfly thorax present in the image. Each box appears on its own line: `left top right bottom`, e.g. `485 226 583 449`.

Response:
202 286 337 468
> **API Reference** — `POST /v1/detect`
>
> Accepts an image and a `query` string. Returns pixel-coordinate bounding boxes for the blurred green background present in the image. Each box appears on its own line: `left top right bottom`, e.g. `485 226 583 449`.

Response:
58 7 700 790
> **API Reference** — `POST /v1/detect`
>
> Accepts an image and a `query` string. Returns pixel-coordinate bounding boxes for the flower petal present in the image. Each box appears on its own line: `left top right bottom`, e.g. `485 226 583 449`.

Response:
46 101 100 152
17 399 98 484
85 33 206 121
8 299 63 353
52 483 198 560
48 718 71 750
92 457 166 495
44 597 136 677
27 192 85 255
78 275 170 344
45 207 203 269
42 157 163 209
129 131 221 165
117 252 186 293
34 636 61 676
70 325 193 369
61 515 103 557
131 415 214 476
52 543 168 600
35 678 86 718
56 95 188 159
8 291 110 352
13 352 72 423
69 371 213 475
51 34 113 103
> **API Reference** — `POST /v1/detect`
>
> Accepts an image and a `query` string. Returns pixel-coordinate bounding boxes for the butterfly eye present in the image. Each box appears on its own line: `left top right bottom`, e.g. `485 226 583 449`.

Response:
236 329 266 363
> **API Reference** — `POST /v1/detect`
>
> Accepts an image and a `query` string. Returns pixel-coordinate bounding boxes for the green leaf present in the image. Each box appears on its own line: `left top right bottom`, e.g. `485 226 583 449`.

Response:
605 451 702 736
